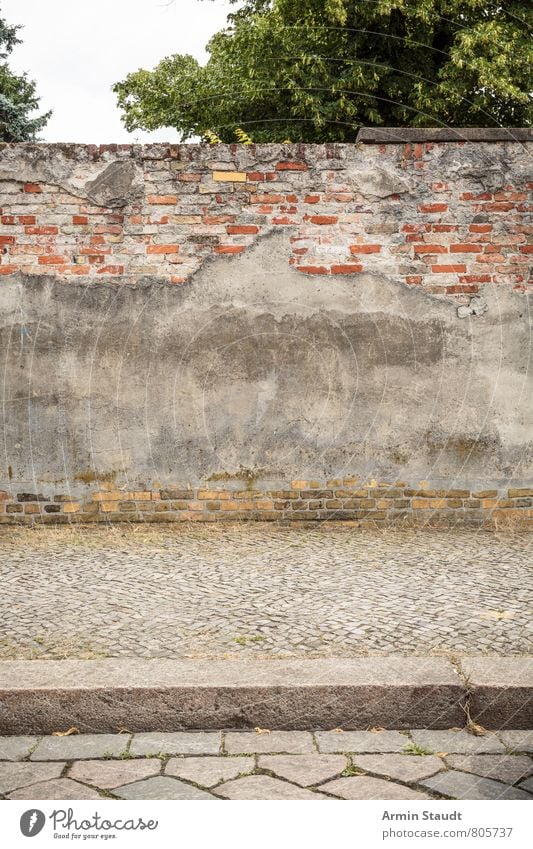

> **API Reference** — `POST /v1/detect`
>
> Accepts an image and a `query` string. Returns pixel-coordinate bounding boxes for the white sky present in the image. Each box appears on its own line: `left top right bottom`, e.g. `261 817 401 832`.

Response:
1 0 235 142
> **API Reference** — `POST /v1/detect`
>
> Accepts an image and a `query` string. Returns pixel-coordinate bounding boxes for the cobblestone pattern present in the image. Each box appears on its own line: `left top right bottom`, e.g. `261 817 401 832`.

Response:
2 480 533 527
0 526 531 659
0 141 531 295
0 730 531 800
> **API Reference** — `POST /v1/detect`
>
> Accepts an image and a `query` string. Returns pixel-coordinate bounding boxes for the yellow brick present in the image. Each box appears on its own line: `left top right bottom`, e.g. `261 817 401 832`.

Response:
125 491 152 501
63 503 80 513
24 504 40 514
256 500 274 510
198 490 231 500
412 499 431 509
291 480 308 490
213 171 247 182
482 499 498 508
92 491 122 501
101 501 119 512
223 501 254 510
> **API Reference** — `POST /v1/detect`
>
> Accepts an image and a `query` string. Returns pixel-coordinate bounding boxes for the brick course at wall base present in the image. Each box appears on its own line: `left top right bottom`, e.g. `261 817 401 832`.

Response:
1 481 532 529
0 132 531 527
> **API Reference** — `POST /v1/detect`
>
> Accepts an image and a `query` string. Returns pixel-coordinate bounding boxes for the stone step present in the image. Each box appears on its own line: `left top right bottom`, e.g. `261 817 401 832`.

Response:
0 657 530 734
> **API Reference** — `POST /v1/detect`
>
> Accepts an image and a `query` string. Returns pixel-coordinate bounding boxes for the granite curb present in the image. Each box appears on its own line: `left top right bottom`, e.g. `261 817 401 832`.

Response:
0 657 530 734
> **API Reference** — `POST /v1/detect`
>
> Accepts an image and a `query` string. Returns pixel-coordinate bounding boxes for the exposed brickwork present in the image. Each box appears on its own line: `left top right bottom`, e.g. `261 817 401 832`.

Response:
1 481 532 528
0 140 530 300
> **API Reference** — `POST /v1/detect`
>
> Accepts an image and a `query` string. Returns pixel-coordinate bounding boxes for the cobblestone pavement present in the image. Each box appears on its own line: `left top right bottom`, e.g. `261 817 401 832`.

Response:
1 526 531 659
0 729 532 800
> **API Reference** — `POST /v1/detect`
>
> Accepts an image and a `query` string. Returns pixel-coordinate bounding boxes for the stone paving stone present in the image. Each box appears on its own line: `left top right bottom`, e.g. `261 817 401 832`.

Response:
320 776 430 800
0 762 64 794
316 731 407 754
421 770 532 800
129 732 221 756
114 776 215 800
410 730 505 754
0 736 38 761
499 731 533 753
258 755 347 786
444 755 533 785
68 759 161 789
518 776 533 793
216 775 328 800
225 731 315 755
165 756 254 787
30 734 128 761
353 754 444 783
2 527 531 661
9 779 102 799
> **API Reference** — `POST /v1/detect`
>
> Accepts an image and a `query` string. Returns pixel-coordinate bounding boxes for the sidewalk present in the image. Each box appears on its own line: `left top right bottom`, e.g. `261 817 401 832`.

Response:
1 729 532 800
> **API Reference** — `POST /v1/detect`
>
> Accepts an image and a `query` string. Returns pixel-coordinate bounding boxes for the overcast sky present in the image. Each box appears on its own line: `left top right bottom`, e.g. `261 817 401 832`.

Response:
2 0 234 142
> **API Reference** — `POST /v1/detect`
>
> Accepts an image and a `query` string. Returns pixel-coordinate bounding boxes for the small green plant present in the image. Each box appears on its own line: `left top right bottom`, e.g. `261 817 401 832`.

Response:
341 765 364 777
403 742 434 756
234 634 265 645
234 127 253 145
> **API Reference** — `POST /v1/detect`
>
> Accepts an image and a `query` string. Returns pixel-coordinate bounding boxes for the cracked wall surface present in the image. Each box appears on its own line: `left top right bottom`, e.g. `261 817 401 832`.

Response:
0 139 531 526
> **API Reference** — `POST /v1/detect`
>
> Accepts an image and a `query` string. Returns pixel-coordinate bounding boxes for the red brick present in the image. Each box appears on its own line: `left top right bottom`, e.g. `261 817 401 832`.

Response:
146 244 179 254
304 195 321 204
276 161 308 171
431 224 459 232
19 215 36 225
459 274 492 284
480 202 515 212
23 183 42 193
250 194 283 204
96 265 124 274
0 265 17 275
308 215 338 225
147 195 177 205
226 225 259 235
519 245 533 253
80 246 111 256
413 244 447 254
446 284 478 294
450 243 482 253
0 236 16 245
417 203 448 213
38 255 67 265
213 245 246 254
296 265 329 275
469 224 492 233
73 215 89 225
24 226 58 235
1 216 15 225
406 275 423 285
349 244 381 254
431 264 467 273
460 191 491 201
331 264 363 274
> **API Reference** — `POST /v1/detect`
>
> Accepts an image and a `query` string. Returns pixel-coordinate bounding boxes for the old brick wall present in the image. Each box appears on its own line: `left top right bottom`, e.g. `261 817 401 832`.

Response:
0 130 531 526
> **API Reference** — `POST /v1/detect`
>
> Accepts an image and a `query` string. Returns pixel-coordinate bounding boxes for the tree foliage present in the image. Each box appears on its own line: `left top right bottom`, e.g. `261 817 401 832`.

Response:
114 0 532 142
0 11 50 142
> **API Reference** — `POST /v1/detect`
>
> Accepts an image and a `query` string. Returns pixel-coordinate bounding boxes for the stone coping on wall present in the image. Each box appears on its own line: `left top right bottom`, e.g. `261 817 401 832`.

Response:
356 128 532 143
1 481 532 528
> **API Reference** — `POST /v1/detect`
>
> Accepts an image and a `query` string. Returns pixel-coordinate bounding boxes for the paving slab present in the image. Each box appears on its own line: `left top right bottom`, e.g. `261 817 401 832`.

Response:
258 754 347 785
0 736 38 761
499 731 533 753
421 770 532 800
129 732 221 756
410 730 505 754
0 656 465 733
461 657 533 729
352 754 444 783
68 759 161 789
319 776 430 800
316 730 408 753
225 731 315 754
216 775 328 800
30 734 129 761
444 755 533 785
519 776 533 793
165 756 254 787
8 778 102 800
0 761 64 794
113 776 216 800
